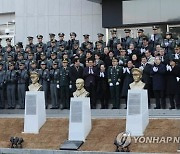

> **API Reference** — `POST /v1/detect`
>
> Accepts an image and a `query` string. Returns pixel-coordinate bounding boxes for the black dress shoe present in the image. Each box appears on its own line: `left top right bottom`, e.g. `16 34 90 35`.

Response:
169 107 175 110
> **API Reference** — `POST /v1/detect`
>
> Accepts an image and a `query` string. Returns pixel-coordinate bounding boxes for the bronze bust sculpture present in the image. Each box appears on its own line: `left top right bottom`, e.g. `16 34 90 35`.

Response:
129 68 145 90
28 71 42 91
73 78 89 97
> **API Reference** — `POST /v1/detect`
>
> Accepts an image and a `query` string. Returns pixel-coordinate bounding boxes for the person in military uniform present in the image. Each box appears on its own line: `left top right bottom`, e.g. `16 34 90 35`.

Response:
4 45 15 62
37 52 48 68
94 41 104 58
57 33 67 49
81 34 93 51
38 61 50 109
134 29 145 51
46 39 58 58
47 52 61 69
0 63 5 109
6 62 17 109
25 36 36 52
67 32 79 50
17 61 29 109
108 57 123 109
59 59 71 109
29 60 38 74
149 26 163 52
95 33 106 50
15 52 25 70
161 32 176 56
2 38 15 53
117 49 129 67
14 42 24 61
47 33 56 49
121 29 134 50
36 35 47 52
49 61 60 109
107 29 120 52
25 52 35 71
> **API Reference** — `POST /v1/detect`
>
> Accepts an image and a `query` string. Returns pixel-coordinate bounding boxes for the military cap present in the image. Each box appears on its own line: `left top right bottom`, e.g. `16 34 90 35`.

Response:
51 39 56 43
53 61 58 65
97 33 104 37
40 61 46 65
19 61 25 65
62 58 68 63
37 35 43 39
110 29 117 33
0 38 2 41
51 51 57 55
58 33 65 37
124 29 131 33
166 32 172 35
30 60 36 65
37 44 43 48
40 52 46 56
70 32 77 37
138 29 144 33
83 34 90 38
6 38 12 42
152 26 159 30
49 33 55 37
9 61 15 66
27 36 33 40
112 57 118 62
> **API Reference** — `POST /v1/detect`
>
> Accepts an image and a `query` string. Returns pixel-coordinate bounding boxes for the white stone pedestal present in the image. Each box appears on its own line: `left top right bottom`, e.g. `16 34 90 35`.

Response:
24 91 46 134
68 97 91 142
126 90 149 136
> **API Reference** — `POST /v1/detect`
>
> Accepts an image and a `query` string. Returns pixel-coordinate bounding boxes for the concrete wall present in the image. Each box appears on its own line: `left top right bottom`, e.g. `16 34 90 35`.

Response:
14 0 105 45
0 0 15 14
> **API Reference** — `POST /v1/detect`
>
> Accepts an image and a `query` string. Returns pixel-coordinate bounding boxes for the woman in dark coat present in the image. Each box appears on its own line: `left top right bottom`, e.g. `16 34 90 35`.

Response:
166 59 180 109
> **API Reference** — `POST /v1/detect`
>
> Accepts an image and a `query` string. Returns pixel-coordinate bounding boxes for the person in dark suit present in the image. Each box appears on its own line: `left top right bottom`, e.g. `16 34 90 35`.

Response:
69 58 84 93
96 64 109 109
121 29 134 50
151 56 166 109
166 59 180 109
83 58 98 109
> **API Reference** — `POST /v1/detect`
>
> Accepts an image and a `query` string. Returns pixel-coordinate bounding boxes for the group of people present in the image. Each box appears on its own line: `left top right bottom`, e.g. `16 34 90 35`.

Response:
0 25 180 110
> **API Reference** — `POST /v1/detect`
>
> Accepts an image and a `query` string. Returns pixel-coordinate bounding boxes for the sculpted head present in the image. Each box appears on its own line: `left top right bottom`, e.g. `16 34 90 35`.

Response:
131 68 142 83
30 71 39 84
76 78 84 90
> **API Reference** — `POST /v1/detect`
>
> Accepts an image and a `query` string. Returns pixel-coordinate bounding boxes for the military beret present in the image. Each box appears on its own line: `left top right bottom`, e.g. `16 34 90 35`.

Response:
138 29 144 33
37 35 43 39
152 26 159 30
70 32 77 37
62 59 68 63
40 61 46 65
124 29 131 33
58 33 65 37
166 32 172 35
6 38 12 42
49 33 55 37
83 34 90 38
27 36 33 40
97 33 104 37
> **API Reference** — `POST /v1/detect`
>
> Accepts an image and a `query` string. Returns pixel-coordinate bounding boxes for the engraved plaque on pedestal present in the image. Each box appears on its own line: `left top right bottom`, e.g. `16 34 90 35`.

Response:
71 101 82 123
69 97 91 142
126 90 149 136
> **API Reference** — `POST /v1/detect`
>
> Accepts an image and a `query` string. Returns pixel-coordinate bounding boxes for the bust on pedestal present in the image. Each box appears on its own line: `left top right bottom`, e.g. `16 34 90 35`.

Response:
24 71 46 134
126 68 149 136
